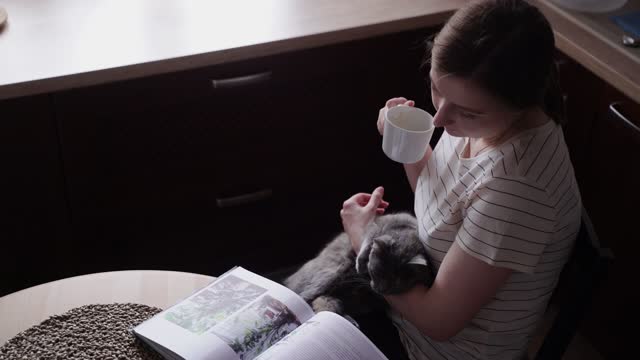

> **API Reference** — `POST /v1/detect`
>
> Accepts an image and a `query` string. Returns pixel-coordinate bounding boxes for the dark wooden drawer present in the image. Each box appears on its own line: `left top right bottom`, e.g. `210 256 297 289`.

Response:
0 95 70 296
51 27 433 279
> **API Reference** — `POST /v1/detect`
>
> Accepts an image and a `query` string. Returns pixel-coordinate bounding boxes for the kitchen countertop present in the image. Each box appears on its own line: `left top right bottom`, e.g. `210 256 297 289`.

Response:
0 0 638 103
531 0 640 103
0 0 463 100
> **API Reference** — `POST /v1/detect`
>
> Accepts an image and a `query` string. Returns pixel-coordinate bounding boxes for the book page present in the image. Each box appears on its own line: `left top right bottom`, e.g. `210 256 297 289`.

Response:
254 311 389 360
134 267 314 360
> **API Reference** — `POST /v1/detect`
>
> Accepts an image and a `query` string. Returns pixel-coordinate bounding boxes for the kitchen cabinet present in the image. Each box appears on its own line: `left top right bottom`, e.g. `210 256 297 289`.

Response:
50 29 433 280
556 53 640 359
576 85 639 359
0 95 70 296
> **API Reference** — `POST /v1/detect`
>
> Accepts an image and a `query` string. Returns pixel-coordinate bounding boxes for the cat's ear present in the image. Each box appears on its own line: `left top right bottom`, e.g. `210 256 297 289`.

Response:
406 256 434 288
355 236 375 275
371 235 395 266
407 254 428 266
373 234 394 248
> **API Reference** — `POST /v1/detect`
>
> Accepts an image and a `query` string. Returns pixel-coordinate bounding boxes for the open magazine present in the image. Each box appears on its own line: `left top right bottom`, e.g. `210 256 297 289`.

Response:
133 267 389 360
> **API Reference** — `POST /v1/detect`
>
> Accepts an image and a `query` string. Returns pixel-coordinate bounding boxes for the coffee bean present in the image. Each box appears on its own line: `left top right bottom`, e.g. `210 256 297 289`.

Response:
0 303 164 360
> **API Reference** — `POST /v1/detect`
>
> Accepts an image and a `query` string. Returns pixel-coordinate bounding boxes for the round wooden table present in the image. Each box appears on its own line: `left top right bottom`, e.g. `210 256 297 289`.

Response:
0 270 215 346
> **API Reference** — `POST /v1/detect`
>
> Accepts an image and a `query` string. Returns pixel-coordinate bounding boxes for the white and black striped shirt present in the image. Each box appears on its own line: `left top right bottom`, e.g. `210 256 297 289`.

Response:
391 120 582 360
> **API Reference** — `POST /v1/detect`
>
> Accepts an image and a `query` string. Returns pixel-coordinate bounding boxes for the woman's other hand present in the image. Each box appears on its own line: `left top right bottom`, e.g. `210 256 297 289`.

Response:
377 97 415 135
340 186 389 253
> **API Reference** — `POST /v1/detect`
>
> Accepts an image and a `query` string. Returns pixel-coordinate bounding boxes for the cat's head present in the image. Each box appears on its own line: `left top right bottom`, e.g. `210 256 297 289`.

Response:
366 213 433 294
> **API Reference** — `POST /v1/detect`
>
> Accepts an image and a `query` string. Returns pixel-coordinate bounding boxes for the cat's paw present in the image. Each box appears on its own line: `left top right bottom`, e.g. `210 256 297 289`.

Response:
311 296 344 314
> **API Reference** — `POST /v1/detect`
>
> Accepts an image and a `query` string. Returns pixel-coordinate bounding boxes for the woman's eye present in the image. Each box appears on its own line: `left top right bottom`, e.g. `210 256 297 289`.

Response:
459 111 477 119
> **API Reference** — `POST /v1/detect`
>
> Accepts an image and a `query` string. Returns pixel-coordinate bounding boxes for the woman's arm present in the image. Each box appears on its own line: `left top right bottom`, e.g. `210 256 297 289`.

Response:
403 146 432 193
377 97 432 193
384 241 513 341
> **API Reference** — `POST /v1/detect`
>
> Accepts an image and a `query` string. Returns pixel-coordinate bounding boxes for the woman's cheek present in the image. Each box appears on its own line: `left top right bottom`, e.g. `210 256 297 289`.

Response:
431 91 440 111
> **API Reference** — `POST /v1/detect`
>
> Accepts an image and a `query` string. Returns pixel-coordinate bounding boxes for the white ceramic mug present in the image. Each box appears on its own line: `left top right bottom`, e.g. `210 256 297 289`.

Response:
382 105 435 164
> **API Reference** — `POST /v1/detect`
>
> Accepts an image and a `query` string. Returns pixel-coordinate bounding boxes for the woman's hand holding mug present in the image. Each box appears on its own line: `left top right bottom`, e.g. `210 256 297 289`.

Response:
377 97 415 135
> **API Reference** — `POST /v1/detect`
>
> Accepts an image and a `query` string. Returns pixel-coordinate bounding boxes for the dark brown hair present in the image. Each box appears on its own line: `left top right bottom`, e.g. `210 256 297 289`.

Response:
424 0 564 124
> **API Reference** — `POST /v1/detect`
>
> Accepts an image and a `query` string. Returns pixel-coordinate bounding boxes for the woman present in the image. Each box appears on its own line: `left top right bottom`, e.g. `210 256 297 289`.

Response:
340 1 582 359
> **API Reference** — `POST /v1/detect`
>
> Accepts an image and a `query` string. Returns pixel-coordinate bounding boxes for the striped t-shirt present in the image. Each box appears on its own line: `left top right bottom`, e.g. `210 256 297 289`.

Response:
391 120 582 360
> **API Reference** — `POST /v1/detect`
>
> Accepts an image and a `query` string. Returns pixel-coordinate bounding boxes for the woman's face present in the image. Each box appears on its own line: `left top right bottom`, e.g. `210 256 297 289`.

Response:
429 66 521 139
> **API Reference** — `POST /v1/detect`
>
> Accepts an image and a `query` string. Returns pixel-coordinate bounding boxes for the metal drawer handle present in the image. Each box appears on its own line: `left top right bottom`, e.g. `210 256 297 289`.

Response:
211 71 272 89
216 188 273 208
610 102 640 133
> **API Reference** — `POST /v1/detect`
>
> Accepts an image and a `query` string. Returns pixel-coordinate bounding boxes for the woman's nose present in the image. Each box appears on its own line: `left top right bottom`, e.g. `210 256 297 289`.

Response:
432 103 454 128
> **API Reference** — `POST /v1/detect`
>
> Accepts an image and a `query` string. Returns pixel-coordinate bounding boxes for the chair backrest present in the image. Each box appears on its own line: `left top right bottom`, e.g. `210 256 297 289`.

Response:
534 208 614 360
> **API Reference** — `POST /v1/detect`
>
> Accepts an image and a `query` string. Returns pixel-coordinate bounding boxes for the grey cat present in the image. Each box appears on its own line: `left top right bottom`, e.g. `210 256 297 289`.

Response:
283 212 434 316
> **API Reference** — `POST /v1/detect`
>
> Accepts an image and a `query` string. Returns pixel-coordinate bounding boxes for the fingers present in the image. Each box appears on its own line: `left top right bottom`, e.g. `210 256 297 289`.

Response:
344 192 389 206
343 193 369 209
355 194 389 207
377 108 386 135
379 98 414 136
386 97 408 108
386 97 415 108
342 191 389 218
365 186 385 211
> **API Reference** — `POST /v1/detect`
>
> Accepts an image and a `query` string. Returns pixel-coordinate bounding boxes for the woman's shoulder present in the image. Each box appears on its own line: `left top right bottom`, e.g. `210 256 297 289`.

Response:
491 120 571 191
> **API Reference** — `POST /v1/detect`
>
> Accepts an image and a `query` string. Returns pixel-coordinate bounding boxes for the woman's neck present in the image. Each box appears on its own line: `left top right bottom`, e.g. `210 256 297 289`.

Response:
467 107 550 158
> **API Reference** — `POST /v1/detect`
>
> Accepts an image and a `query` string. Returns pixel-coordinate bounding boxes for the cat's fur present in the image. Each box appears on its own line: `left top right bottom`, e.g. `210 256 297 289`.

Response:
283 213 434 316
